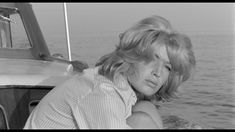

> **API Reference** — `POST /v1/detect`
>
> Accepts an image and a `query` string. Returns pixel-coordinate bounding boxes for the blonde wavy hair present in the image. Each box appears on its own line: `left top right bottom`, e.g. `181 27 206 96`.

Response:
95 15 196 102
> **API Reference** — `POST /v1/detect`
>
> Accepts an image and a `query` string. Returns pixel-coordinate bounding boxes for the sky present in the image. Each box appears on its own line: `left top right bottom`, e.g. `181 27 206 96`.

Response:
32 3 234 38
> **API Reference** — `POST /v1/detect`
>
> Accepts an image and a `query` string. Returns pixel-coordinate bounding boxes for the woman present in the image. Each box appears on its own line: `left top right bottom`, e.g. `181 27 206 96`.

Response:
24 15 196 129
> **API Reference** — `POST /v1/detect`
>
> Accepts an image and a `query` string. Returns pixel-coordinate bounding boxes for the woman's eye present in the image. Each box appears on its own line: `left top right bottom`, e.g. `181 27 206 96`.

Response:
165 65 172 71
155 54 160 59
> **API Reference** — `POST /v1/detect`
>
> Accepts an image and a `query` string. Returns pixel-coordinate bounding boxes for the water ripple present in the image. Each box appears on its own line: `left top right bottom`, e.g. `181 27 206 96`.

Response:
220 104 235 108
195 91 214 95
183 101 214 107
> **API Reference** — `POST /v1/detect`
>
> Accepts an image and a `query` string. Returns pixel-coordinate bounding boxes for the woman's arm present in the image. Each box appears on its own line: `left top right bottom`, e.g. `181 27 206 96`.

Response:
127 100 163 129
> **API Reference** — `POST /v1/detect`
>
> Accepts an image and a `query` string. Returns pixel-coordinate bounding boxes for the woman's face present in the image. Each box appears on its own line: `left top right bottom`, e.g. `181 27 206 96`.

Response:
127 43 171 96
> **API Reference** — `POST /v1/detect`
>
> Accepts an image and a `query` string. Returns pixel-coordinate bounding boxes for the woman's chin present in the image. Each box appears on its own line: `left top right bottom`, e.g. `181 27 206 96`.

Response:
142 92 155 98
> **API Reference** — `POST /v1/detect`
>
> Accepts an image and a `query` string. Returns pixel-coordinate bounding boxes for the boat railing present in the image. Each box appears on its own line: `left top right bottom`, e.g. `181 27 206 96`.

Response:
40 54 88 72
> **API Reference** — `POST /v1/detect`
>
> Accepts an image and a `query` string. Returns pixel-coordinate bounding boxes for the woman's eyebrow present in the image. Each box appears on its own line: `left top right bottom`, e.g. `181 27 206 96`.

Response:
154 54 170 64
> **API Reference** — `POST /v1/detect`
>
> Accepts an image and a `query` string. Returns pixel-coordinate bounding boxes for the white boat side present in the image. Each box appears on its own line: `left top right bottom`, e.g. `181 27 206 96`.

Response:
0 58 80 87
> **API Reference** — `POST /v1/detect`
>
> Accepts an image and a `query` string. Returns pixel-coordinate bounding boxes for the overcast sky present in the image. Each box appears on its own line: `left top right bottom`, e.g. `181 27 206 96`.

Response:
32 3 234 37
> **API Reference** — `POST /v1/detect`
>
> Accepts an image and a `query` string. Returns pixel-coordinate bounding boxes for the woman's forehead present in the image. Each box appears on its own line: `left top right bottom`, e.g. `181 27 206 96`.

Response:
151 43 170 63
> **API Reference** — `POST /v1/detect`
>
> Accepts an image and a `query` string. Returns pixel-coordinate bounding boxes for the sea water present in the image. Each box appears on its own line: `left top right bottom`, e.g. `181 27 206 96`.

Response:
47 34 235 129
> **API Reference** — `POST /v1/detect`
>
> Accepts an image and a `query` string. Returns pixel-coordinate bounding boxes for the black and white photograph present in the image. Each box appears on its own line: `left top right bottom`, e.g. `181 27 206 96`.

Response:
0 2 234 129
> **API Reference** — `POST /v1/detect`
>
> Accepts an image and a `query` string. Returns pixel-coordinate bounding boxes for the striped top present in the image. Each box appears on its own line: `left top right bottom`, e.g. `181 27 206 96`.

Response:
24 67 137 129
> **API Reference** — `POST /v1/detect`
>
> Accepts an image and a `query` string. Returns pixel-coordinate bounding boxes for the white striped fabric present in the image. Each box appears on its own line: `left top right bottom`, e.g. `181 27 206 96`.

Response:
24 67 137 129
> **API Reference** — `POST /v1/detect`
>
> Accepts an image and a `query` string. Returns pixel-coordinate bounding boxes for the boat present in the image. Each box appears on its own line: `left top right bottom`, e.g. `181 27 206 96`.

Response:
0 3 88 129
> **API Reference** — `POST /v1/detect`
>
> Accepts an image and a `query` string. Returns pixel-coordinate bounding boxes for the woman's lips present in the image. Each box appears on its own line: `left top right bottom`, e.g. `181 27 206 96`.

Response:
145 79 158 89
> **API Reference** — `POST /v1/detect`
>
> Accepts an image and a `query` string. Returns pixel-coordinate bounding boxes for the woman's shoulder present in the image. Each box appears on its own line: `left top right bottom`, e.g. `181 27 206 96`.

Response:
132 100 163 128
127 111 160 129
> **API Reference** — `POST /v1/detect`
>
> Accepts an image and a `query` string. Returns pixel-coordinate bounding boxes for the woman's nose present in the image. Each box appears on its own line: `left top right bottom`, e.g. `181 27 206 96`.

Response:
152 62 163 78
152 71 160 78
